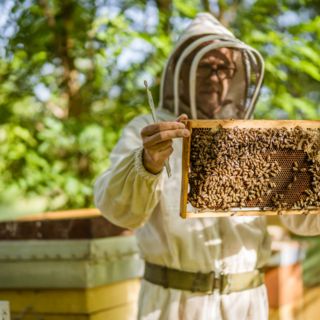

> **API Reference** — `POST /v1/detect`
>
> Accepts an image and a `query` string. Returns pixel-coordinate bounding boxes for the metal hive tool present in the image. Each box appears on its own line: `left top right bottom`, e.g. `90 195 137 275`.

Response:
179 119 320 219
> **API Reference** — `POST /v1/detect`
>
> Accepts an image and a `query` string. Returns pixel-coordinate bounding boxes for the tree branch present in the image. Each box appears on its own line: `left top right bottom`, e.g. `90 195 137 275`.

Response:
39 0 83 118
155 0 172 34
39 0 56 27
202 0 218 19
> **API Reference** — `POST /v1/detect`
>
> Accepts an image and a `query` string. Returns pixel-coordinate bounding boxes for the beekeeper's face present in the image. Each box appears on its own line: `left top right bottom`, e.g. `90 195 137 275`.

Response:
180 46 236 118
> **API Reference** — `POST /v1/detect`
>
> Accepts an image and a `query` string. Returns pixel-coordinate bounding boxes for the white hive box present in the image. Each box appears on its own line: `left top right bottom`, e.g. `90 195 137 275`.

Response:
0 234 144 289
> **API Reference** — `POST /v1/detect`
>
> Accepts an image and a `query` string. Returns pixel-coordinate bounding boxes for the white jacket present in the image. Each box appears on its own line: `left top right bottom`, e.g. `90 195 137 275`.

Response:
94 13 320 320
94 109 320 320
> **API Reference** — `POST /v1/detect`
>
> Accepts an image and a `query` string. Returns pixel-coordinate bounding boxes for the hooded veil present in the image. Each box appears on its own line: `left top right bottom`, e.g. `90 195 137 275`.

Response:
158 13 264 120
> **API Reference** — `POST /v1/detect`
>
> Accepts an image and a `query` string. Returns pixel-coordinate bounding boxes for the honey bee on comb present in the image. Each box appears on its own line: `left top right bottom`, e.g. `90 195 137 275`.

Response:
187 126 320 212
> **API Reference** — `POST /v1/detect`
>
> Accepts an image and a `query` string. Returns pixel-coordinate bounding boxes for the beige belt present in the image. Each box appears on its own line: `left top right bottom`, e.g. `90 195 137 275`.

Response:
144 261 264 295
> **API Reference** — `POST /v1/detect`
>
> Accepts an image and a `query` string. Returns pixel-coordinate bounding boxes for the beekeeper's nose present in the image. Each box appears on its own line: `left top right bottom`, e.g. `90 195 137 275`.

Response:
209 72 219 83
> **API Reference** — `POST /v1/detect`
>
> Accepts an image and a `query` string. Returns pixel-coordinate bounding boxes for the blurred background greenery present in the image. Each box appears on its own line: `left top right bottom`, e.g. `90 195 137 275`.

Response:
0 0 319 220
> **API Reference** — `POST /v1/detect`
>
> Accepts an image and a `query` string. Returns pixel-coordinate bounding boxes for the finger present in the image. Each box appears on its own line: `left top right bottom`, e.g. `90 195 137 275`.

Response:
148 139 173 152
145 145 173 168
141 122 185 137
175 114 188 123
143 128 190 148
159 145 174 158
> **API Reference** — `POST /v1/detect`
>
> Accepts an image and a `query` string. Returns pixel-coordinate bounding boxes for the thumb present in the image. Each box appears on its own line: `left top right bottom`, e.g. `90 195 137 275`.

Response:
175 114 188 123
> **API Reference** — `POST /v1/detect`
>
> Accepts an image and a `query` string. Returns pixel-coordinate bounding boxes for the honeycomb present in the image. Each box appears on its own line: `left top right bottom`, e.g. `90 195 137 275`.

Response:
187 127 320 211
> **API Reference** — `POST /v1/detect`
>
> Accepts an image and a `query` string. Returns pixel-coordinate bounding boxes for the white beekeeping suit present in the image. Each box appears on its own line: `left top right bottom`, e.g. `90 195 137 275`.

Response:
94 13 320 320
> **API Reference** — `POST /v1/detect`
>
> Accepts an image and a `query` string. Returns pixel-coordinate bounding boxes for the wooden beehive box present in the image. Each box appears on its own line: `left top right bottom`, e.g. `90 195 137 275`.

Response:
0 210 143 288
1 279 140 320
0 210 143 320
0 234 143 289
180 119 320 218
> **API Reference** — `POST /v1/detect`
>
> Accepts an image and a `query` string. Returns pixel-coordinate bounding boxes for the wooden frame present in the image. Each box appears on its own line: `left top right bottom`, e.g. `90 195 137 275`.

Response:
16 208 101 221
180 119 320 219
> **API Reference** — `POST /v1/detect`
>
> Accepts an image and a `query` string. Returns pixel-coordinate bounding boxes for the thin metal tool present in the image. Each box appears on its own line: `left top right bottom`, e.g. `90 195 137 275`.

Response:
144 80 172 178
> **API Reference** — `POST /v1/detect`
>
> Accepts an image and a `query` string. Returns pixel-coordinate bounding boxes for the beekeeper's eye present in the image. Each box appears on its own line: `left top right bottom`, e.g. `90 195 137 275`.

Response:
197 66 236 80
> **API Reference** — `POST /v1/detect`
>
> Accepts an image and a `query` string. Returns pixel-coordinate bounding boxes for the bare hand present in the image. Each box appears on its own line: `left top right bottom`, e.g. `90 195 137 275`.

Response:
141 114 189 174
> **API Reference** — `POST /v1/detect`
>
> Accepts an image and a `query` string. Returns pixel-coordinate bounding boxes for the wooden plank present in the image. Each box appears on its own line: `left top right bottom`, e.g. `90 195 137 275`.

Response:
0 256 143 289
185 208 320 218
184 119 320 129
10 313 90 320
300 286 320 320
92 302 137 320
2 279 141 314
269 300 304 320
16 208 101 222
0 235 143 289
0 235 139 261
10 302 138 320
180 121 192 219
265 263 303 308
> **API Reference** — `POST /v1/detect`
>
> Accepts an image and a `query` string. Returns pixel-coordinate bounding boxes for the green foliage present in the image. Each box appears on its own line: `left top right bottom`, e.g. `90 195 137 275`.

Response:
0 0 319 219
233 0 320 120
0 0 152 216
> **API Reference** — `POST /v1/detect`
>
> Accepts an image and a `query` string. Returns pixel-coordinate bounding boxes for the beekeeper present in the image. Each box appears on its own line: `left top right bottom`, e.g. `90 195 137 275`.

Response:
94 13 320 320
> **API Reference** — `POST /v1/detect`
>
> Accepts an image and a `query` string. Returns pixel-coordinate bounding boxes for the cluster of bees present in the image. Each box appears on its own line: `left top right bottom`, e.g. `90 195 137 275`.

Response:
187 126 320 212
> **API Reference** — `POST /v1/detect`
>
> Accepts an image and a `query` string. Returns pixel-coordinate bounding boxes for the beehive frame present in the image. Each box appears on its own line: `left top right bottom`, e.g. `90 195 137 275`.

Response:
180 119 320 219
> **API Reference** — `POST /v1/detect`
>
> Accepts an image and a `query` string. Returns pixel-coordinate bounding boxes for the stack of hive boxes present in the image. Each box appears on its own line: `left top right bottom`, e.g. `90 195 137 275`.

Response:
0 210 144 320
265 224 306 320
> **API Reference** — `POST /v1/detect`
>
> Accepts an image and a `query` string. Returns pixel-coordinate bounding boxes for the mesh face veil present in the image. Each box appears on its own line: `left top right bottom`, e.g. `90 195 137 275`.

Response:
158 13 265 120
188 40 265 120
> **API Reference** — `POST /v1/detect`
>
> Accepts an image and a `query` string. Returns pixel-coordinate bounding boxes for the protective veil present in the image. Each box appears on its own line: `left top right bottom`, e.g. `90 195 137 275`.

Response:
159 13 264 120
94 13 320 320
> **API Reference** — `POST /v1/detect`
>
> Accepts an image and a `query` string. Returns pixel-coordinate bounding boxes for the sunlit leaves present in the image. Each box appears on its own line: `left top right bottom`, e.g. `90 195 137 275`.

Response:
0 0 320 218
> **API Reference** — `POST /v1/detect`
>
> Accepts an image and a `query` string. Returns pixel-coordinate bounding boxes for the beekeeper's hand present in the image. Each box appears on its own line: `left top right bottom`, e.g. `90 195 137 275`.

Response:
141 114 189 174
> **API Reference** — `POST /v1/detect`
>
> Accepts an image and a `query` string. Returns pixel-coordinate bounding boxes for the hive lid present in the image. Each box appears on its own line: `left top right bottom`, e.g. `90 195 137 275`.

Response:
0 209 131 240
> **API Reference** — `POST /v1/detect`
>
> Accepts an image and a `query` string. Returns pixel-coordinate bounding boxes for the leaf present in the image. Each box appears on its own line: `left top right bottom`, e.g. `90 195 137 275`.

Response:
299 61 320 81
174 0 198 18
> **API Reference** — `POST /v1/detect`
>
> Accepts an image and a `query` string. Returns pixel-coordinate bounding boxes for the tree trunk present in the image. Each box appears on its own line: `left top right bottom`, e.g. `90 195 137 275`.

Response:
39 0 83 119
155 0 172 34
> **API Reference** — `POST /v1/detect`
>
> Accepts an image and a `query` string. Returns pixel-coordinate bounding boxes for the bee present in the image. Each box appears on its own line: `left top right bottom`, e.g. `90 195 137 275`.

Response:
300 168 307 172
189 126 320 211
270 182 276 188
287 183 292 189
305 189 312 195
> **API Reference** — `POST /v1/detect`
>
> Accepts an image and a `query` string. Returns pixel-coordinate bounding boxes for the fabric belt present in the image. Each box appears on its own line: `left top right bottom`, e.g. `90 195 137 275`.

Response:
143 262 264 295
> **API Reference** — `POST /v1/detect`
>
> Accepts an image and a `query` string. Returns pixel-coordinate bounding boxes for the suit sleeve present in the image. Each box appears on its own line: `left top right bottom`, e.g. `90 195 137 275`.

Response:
280 215 320 236
93 115 164 230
